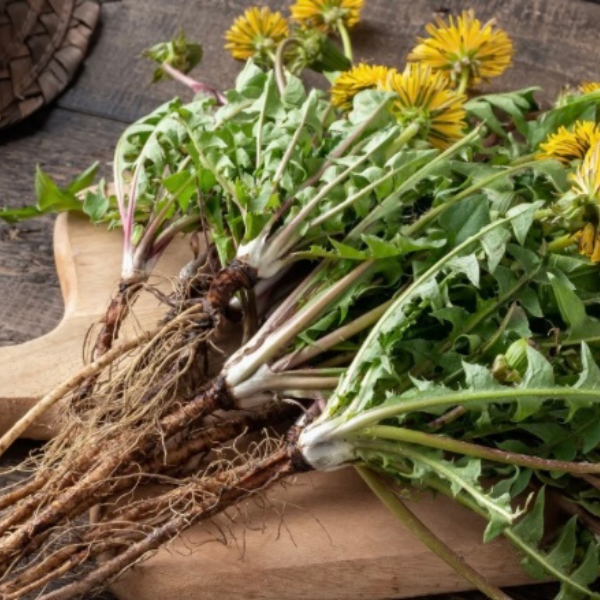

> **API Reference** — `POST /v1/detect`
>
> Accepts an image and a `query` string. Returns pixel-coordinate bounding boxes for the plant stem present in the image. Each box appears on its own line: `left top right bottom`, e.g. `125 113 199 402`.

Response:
356 466 513 600
273 299 393 371
271 93 315 192
363 444 515 524
226 260 374 386
161 63 226 104
263 127 399 264
265 99 391 233
233 372 339 400
309 123 421 228
355 426 600 474
337 21 353 62
386 461 600 600
336 386 597 437
353 127 482 237
457 68 470 95
150 214 201 258
274 38 301 94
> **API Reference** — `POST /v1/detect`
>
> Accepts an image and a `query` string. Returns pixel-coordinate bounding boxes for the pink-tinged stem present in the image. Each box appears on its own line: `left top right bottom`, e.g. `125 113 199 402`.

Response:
161 63 227 105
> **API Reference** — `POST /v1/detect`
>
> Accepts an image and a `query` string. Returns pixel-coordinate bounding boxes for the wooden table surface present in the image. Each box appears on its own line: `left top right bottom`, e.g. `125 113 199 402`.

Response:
2 0 600 598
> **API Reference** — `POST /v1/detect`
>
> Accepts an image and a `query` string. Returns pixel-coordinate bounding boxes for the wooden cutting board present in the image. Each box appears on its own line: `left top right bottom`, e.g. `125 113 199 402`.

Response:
0 213 534 599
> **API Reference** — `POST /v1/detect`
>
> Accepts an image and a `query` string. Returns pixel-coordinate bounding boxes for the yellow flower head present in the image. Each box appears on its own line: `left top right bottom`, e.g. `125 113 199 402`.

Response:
408 10 514 89
291 0 363 34
580 82 600 95
570 143 600 201
331 64 392 110
225 7 289 62
539 121 600 164
384 63 467 149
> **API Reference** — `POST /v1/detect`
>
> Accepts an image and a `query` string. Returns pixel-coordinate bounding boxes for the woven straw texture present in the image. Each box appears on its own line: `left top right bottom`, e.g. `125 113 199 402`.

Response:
0 0 100 129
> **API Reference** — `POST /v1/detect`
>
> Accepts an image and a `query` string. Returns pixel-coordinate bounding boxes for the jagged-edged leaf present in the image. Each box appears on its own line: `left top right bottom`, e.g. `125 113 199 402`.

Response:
65 161 99 195
2 159 98 222
508 489 600 598
447 254 480 287
512 346 555 421
82 180 110 221
507 201 541 246
397 448 519 537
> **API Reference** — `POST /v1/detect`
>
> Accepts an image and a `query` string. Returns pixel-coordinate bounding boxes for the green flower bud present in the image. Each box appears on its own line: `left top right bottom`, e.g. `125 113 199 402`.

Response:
285 29 350 75
144 32 203 83
492 339 530 383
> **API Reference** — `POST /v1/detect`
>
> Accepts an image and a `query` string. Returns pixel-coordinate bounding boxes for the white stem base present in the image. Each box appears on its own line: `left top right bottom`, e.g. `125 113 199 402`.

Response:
298 420 355 471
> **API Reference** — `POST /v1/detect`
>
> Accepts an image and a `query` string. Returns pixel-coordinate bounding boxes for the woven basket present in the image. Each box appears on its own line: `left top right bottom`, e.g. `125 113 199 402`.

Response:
0 0 100 129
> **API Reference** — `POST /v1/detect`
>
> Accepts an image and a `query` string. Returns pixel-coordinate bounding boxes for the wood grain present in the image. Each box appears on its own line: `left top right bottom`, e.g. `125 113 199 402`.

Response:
112 469 535 600
0 212 194 437
0 108 121 345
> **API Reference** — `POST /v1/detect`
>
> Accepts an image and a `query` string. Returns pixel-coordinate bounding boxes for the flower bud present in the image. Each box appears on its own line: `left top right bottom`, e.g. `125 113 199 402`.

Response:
144 32 203 83
492 339 529 383
286 30 350 75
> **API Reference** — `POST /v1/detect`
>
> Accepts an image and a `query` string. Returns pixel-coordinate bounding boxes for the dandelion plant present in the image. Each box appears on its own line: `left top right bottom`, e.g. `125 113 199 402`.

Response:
3 5 600 600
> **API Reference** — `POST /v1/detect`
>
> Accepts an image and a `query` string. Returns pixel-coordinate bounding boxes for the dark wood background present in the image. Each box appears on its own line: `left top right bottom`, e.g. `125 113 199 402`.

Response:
2 0 600 598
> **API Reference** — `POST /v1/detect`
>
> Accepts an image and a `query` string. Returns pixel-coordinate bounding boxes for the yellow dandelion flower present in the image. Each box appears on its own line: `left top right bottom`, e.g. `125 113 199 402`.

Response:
570 144 600 202
384 63 467 149
574 223 600 262
291 0 363 34
580 82 600 95
539 121 600 164
331 64 392 110
224 7 289 62
408 10 513 92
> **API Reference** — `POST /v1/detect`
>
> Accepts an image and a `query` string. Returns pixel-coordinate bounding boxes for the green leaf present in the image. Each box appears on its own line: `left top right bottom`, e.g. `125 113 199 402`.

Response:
548 272 600 343
507 489 600 598
82 180 110 222
65 162 99 195
466 88 539 138
481 226 511 273
0 205 43 223
448 254 480 287
35 167 82 213
511 487 545 552
507 202 539 246
512 346 555 421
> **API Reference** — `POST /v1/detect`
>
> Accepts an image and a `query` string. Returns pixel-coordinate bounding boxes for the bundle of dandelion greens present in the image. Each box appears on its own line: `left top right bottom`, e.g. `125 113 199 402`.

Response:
3 3 600 599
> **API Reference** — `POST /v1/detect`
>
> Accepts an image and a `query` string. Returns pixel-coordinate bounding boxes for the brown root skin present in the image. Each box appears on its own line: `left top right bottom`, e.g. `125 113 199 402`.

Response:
0 405 300 598
37 444 309 600
0 476 46 512
204 260 258 319
0 377 235 572
93 281 144 360
72 280 145 403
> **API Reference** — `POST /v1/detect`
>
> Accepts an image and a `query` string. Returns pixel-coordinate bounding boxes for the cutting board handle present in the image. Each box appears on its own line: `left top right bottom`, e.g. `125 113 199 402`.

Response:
0 213 186 439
